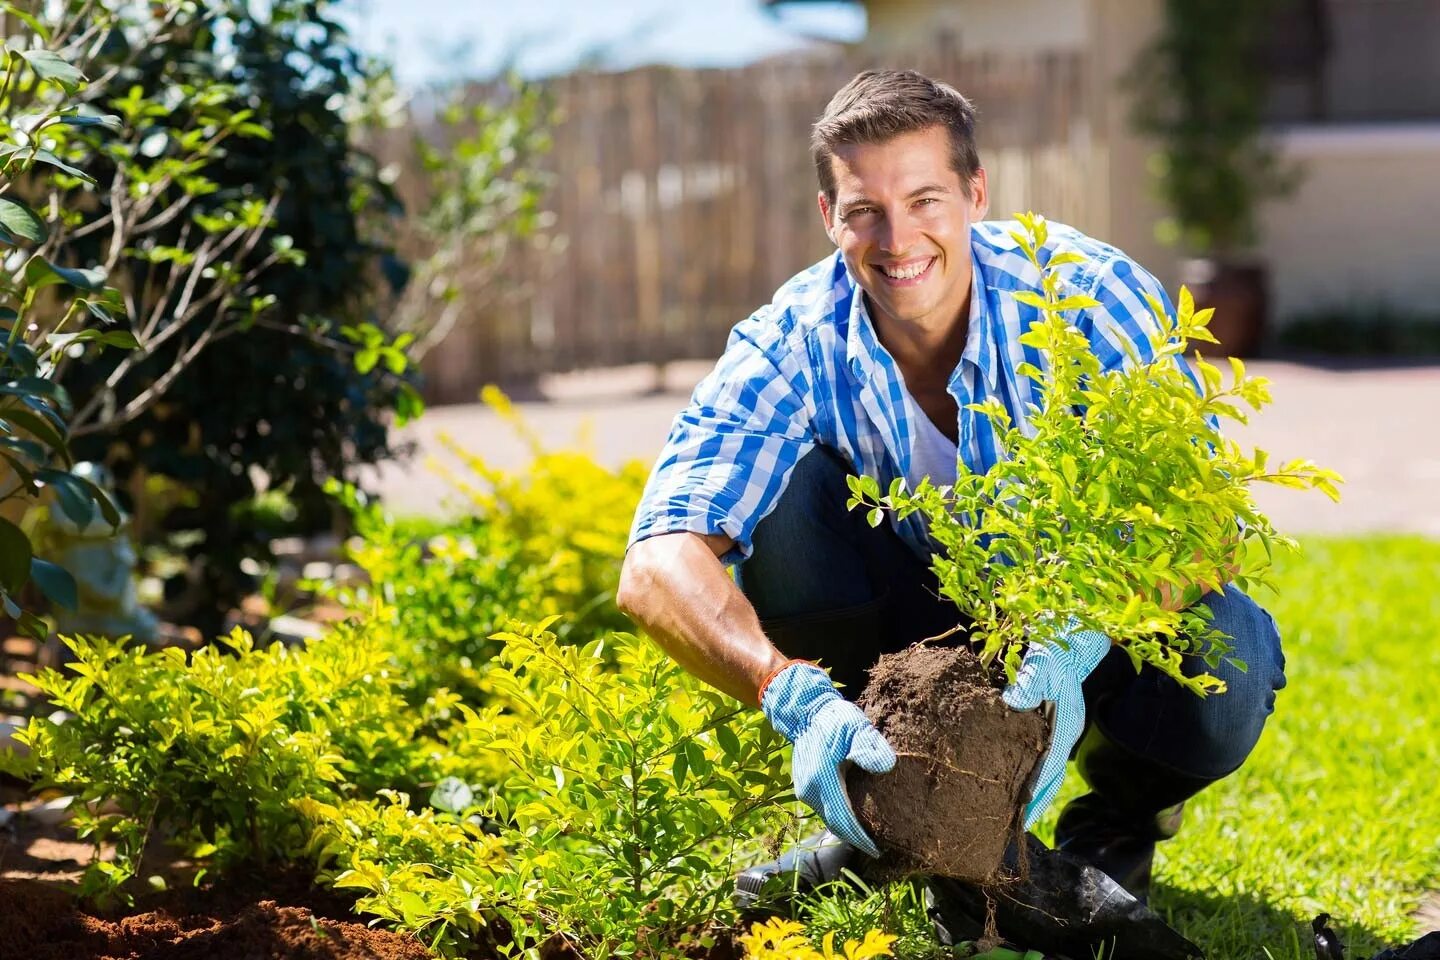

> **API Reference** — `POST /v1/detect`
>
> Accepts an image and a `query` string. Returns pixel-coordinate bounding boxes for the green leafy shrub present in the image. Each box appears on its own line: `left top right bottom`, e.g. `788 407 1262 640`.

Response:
327 388 647 700
850 214 1340 694
1277 308 1440 357
302 621 791 959
378 76 555 368
0 620 441 898
0 2 152 634
46 0 418 638
1127 0 1298 255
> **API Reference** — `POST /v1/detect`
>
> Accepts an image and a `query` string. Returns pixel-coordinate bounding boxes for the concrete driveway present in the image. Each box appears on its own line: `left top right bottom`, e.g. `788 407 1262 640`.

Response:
365 358 1440 538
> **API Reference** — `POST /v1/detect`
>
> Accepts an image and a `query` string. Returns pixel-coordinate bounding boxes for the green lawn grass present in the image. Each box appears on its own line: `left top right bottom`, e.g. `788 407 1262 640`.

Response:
1137 536 1440 958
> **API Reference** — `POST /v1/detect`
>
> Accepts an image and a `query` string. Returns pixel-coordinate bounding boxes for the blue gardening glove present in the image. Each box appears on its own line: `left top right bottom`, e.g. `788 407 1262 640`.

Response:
1002 624 1110 830
761 661 895 857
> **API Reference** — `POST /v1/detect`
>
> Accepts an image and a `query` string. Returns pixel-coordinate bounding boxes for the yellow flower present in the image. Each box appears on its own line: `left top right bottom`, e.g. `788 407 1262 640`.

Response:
739 918 896 960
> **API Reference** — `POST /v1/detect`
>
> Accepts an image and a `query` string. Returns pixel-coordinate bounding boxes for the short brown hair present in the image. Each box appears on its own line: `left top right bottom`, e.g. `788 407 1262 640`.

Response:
811 69 980 206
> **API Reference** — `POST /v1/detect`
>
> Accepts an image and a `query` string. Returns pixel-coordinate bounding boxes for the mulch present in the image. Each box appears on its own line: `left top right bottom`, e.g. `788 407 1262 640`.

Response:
0 872 435 960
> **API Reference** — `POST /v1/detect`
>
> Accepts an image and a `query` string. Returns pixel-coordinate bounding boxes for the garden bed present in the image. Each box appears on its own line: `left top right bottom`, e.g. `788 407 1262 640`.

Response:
0 875 432 960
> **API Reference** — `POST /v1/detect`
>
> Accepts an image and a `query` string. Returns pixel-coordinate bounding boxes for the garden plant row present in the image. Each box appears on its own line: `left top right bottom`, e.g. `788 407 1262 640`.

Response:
2 397 822 959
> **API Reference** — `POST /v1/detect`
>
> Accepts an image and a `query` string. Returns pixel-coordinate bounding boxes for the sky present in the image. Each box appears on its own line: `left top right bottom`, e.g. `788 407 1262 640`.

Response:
339 0 866 88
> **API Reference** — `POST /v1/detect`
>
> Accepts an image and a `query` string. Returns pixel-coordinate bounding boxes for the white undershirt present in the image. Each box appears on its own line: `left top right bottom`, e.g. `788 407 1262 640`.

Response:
903 386 959 491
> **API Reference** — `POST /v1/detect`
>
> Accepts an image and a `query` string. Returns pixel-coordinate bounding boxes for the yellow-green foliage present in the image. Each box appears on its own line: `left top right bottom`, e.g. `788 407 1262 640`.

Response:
850 213 1341 695
296 791 510 955
433 387 648 612
329 386 647 700
1 620 440 899
5 403 793 954
301 621 792 959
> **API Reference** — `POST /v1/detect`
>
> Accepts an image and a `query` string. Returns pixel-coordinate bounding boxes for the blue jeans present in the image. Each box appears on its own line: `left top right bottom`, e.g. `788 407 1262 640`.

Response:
739 446 1286 781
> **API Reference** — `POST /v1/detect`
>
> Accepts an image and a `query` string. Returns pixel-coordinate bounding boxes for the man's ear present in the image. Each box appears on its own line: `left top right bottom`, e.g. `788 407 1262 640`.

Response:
968 167 990 222
817 191 837 245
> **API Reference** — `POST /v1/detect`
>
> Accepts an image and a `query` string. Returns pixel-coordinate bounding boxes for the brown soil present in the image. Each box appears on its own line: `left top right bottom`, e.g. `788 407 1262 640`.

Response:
0 876 433 960
847 643 1048 882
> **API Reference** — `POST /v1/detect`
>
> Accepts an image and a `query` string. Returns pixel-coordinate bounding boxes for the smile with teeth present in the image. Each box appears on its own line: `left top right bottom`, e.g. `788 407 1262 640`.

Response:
879 257 935 282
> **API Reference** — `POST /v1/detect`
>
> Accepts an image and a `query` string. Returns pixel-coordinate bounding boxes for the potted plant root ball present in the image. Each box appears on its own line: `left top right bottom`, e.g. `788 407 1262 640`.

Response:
848 642 1048 882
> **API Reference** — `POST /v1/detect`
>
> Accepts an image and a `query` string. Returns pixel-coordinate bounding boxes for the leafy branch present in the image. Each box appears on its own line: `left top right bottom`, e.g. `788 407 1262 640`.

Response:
850 212 1341 695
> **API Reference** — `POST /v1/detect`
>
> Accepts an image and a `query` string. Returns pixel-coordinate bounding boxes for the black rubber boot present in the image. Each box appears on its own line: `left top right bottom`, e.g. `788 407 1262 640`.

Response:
1054 724 1219 904
926 834 1206 960
733 830 857 916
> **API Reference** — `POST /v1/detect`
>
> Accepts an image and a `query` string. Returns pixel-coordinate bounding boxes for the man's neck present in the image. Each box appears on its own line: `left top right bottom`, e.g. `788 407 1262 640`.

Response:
868 293 971 389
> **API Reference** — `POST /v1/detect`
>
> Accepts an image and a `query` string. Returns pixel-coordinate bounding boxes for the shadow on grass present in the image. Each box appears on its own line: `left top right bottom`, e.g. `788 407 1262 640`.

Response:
1155 882 1394 960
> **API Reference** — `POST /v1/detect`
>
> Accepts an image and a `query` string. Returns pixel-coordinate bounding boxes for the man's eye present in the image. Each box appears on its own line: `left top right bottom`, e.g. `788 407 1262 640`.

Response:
914 198 938 207
844 207 877 220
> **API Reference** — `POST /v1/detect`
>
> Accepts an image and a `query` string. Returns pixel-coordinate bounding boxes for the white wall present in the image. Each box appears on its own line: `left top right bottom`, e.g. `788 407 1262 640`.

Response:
1261 123 1440 326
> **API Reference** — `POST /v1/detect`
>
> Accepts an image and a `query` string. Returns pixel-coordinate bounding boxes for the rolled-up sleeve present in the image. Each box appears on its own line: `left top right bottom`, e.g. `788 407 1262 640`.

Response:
628 310 817 566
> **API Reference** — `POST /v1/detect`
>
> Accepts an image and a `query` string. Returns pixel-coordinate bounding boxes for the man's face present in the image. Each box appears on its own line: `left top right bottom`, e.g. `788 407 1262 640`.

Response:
819 125 988 333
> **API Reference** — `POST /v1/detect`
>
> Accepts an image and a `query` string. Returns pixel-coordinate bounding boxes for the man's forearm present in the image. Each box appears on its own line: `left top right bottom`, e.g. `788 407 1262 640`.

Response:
616 532 789 707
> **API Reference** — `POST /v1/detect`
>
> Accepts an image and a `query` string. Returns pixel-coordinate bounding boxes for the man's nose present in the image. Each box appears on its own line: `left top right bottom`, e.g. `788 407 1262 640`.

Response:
879 211 920 255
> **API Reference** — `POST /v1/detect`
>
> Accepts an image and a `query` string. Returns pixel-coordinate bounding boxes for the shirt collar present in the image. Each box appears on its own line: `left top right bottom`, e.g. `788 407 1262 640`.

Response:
956 259 1000 393
843 270 886 379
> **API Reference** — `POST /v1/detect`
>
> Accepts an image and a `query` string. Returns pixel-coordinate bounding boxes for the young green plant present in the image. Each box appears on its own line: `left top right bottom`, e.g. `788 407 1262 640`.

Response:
848 212 1340 694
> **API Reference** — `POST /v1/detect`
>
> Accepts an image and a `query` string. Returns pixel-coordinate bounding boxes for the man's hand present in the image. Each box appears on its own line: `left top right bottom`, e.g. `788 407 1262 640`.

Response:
1002 625 1110 829
761 661 895 857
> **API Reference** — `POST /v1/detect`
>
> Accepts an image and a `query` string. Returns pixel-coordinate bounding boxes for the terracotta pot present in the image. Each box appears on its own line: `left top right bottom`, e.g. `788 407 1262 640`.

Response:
1178 258 1269 358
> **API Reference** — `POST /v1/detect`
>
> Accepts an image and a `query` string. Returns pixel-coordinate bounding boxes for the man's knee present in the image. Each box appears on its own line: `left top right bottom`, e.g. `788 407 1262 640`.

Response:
1100 584 1285 780
1172 585 1286 778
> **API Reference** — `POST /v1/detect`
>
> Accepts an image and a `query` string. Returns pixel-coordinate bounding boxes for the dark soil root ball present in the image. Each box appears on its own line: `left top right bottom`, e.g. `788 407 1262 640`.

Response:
847 643 1049 882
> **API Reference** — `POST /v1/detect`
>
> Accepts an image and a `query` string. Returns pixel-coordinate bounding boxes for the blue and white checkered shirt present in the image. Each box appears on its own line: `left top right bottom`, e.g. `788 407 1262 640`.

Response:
629 219 1190 565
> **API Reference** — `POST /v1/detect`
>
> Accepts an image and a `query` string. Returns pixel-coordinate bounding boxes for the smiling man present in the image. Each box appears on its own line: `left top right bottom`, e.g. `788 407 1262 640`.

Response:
616 70 1285 912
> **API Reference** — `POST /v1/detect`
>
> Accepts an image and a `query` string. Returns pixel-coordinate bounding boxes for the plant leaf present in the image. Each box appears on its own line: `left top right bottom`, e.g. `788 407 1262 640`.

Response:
0 405 69 459
58 114 122 131
29 558 76 611
0 144 96 183
37 468 94 527
19 49 84 93
0 516 32 593
0 197 47 243
24 256 106 291
1 4 50 40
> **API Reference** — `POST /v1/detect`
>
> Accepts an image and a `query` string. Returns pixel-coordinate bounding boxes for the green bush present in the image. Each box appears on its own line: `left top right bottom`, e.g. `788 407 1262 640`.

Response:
1 620 441 899
1277 308 1440 357
0 2 161 636
326 389 647 701
53 0 417 638
303 621 791 959
851 214 1339 692
4 431 788 955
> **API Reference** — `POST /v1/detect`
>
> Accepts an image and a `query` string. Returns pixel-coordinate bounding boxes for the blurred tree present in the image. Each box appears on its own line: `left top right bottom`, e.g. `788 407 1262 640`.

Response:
382 78 554 364
59 0 420 636
1128 0 1300 256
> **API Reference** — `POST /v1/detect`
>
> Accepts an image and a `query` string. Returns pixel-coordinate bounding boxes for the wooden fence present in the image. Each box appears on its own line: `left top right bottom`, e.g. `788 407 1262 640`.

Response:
405 42 1098 404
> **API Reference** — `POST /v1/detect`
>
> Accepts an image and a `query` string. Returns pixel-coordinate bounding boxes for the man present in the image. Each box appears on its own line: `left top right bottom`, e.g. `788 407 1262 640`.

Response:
616 69 1285 907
